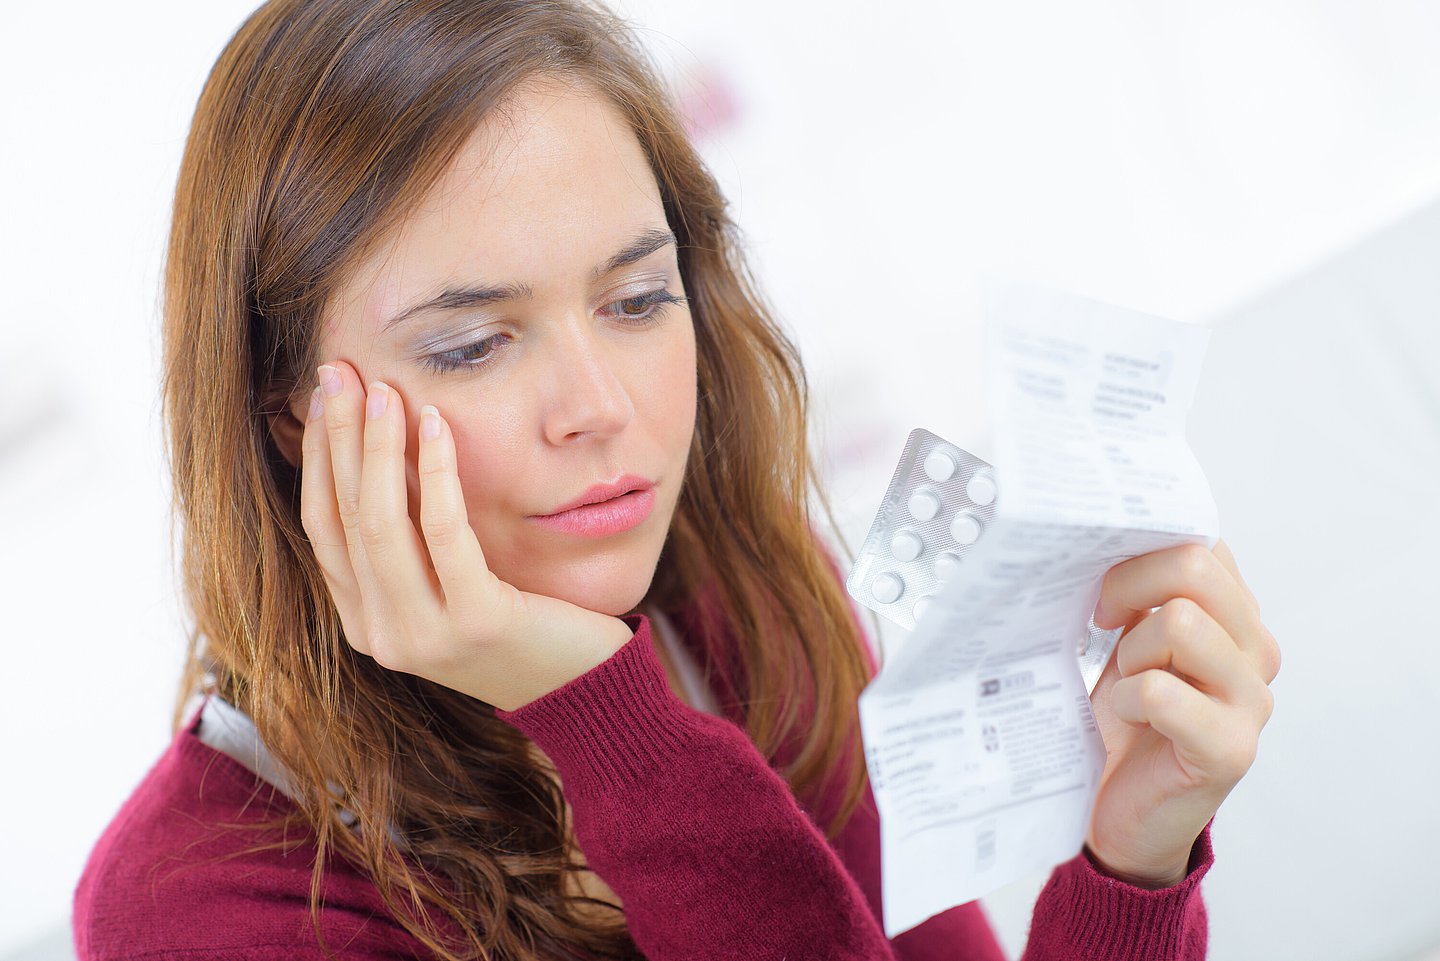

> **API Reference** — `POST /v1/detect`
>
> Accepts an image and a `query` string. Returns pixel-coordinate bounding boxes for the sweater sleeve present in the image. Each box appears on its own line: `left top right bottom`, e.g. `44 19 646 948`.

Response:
494 612 900 961
1019 821 1214 961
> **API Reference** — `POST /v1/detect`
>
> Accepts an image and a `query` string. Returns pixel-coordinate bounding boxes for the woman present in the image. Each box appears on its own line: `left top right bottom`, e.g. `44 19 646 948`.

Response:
73 0 1280 958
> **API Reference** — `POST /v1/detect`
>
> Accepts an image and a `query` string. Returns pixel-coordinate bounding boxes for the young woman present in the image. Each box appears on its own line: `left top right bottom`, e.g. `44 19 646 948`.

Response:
73 1 1280 958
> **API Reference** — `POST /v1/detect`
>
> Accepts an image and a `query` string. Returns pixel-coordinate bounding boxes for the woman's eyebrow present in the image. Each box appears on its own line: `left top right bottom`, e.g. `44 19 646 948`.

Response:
380 226 677 334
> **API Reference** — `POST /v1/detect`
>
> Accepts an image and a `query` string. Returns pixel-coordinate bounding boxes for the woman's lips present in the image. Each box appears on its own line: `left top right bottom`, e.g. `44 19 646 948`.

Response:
527 487 657 537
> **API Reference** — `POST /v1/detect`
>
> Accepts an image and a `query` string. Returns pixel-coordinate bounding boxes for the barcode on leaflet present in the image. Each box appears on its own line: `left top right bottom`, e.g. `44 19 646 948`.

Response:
977 827 996 868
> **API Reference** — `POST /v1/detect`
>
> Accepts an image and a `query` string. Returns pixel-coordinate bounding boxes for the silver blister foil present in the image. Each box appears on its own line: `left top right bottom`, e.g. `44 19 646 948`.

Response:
845 427 998 632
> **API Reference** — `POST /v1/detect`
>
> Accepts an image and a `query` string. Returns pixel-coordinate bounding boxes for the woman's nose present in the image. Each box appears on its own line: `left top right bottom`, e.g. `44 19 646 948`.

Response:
541 323 635 445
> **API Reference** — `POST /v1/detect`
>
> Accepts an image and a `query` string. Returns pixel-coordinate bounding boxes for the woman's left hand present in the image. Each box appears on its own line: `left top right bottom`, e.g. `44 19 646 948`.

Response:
1084 538 1281 888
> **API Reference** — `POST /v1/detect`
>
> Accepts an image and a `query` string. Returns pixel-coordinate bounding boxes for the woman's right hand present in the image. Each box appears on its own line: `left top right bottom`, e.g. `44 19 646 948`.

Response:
299 359 635 712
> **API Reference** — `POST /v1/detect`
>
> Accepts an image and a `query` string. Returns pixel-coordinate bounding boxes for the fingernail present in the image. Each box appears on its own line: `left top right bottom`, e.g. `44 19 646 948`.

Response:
307 387 323 422
420 405 440 441
318 365 341 396
366 383 389 420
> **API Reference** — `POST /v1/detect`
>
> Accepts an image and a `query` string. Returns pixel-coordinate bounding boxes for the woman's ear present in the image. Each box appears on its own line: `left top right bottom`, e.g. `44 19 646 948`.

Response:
265 385 309 470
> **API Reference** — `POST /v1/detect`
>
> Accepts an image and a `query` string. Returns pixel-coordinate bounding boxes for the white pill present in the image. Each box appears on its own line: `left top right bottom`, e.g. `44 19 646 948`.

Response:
933 551 963 580
950 511 982 545
913 595 937 624
872 572 905 604
908 489 942 521
890 530 923 562
966 471 997 506
924 449 957 482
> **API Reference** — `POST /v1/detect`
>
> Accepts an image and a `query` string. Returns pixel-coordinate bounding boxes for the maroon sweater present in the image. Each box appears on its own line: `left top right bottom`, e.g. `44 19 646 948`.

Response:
74 606 1213 960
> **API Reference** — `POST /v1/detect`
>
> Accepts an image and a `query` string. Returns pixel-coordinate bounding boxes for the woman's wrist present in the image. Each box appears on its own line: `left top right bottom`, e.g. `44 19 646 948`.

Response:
1083 844 1189 889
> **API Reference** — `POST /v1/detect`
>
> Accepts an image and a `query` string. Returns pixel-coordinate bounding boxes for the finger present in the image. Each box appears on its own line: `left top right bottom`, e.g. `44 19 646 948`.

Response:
1209 539 1280 683
1096 543 1278 683
356 380 437 619
416 404 493 611
1208 539 1280 684
318 361 369 570
1116 597 1271 715
1111 669 1252 778
1210 538 1260 616
298 383 367 654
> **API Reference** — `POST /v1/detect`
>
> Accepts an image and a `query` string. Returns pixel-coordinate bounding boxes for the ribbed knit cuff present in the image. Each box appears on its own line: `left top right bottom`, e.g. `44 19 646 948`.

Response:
492 613 720 803
1034 819 1214 960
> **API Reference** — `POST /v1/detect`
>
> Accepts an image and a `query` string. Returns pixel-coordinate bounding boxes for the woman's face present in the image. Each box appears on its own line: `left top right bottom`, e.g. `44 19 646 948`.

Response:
284 76 698 617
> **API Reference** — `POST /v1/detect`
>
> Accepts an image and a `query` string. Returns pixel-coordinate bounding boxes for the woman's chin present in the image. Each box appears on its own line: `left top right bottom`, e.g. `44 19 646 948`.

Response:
574 584 652 619
509 574 652 620
490 541 662 619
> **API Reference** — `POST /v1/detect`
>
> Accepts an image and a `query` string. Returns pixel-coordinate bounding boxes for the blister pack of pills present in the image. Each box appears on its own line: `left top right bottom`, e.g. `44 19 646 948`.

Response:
845 428 999 632
845 426 1124 680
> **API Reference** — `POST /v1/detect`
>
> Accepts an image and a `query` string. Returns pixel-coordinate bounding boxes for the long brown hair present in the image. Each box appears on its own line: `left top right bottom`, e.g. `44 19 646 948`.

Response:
161 0 875 957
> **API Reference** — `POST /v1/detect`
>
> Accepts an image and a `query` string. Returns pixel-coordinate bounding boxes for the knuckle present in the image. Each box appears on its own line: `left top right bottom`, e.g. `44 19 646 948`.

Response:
1139 670 1173 711
357 513 389 550
1175 543 1217 587
299 502 328 538
1257 683 1276 724
1263 629 1282 682
1160 596 1204 638
324 404 355 437
420 509 459 548
366 626 399 670
1223 731 1259 781
335 488 363 522
363 422 389 456
370 643 397 671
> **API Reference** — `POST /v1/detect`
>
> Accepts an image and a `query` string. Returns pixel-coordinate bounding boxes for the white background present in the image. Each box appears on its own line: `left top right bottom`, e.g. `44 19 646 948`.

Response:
2 1 1438 958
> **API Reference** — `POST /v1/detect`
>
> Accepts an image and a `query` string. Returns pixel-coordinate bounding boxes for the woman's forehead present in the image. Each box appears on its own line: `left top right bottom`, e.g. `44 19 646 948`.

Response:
334 78 668 341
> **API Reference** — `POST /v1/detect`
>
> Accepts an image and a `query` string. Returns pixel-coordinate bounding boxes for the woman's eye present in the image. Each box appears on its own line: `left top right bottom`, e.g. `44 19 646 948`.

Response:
603 288 687 324
421 333 507 375
420 287 687 375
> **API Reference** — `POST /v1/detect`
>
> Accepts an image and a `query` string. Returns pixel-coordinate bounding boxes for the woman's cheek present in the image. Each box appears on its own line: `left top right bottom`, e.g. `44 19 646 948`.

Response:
662 317 699 452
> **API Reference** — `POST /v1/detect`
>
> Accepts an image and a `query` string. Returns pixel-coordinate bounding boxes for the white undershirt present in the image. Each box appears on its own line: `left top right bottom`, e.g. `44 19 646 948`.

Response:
648 605 721 715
